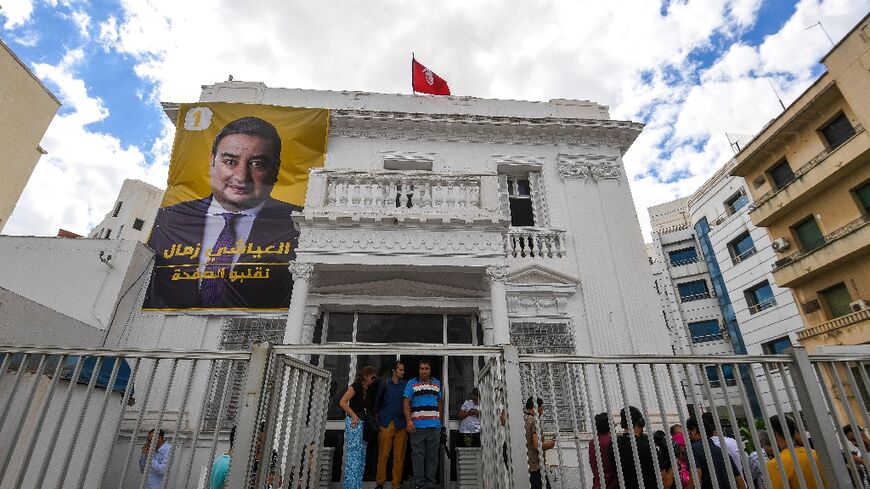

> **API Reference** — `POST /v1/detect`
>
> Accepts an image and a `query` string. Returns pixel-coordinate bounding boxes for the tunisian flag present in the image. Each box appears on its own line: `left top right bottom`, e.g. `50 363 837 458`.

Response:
412 58 450 95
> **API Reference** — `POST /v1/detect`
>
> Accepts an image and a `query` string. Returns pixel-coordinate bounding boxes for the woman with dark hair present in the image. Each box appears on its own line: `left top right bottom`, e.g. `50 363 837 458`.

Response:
339 365 377 489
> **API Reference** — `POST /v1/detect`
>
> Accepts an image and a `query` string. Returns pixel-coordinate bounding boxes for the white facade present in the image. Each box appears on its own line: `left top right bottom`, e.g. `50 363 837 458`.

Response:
686 160 804 357
89 179 164 242
648 198 733 358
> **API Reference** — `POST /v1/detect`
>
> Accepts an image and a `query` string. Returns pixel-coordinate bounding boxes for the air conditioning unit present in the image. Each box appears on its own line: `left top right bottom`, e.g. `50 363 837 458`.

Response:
771 237 790 252
850 300 869 313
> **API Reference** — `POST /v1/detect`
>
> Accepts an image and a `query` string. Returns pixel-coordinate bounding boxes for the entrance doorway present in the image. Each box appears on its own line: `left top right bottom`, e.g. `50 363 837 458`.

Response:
311 312 483 486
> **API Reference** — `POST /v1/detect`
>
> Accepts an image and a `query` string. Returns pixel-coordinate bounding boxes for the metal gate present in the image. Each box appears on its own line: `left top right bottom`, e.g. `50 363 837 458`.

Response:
0 343 330 489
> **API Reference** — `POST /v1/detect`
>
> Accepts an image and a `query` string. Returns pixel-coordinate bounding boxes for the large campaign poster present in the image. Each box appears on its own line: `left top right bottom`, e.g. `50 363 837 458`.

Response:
142 103 329 310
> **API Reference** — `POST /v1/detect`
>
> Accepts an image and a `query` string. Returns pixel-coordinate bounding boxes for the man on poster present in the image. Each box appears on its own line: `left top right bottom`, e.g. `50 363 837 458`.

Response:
144 116 300 309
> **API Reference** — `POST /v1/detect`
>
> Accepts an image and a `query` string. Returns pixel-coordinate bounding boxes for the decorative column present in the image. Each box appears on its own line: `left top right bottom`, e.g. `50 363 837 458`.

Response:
486 265 511 344
285 262 315 345
300 305 321 344
478 309 494 345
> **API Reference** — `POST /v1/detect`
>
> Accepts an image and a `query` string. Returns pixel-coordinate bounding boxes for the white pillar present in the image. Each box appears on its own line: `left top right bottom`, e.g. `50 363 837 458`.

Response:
486 265 511 344
478 309 495 345
300 305 321 343
285 262 315 344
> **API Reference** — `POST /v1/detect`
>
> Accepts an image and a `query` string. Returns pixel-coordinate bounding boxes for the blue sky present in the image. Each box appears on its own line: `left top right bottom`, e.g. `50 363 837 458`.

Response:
1 0 868 238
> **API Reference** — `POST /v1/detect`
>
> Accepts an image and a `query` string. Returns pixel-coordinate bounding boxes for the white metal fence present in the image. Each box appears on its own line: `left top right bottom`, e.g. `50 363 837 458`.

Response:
0 343 330 489
1 342 868 488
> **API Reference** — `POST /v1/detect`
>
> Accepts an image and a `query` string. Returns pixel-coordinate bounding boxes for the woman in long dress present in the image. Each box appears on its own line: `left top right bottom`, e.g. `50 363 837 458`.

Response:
339 365 377 489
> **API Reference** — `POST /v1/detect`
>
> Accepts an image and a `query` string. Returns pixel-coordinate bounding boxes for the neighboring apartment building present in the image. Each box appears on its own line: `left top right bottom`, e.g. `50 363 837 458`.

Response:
730 13 870 353
0 38 61 232
88 179 164 242
649 156 807 418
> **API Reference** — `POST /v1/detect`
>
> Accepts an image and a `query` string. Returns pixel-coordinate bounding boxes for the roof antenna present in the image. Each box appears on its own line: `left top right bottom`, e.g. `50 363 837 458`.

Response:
805 21 835 46
768 78 786 111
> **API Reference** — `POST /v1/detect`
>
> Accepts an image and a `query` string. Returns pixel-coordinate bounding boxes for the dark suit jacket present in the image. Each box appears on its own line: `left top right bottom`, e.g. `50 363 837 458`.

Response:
142 196 301 310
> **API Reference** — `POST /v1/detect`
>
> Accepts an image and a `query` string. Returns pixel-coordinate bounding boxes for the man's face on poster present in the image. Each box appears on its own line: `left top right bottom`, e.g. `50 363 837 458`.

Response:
209 133 279 212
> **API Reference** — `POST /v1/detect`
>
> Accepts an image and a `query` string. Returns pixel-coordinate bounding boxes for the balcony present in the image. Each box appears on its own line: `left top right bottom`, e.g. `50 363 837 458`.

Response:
302 168 505 224
798 308 870 342
748 297 777 314
773 214 870 287
731 246 757 265
296 169 510 266
748 125 869 227
504 227 568 260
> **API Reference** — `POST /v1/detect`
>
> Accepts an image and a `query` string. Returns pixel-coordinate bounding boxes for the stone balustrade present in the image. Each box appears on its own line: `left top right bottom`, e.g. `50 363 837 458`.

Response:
302 169 505 223
504 227 568 259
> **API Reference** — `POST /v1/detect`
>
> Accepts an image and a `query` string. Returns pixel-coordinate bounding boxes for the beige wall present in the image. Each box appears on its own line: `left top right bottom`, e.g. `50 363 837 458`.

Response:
0 40 60 232
730 14 870 351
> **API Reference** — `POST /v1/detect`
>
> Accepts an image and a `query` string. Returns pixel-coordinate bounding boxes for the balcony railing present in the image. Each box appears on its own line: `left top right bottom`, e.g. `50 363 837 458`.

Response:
304 169 505 222
680 292 713 303
749 124 865 212
504 227 567 259
669 256 699 267
748 297 777 314
731 246 757 265
797 308 870 340
773 214 870 270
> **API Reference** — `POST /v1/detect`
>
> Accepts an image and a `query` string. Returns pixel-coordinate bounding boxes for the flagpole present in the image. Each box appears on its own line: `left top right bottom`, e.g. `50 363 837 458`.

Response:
411 52 415 94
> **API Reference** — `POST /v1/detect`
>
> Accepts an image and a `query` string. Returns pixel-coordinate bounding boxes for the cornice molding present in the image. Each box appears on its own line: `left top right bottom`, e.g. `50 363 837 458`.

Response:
330 109 643 150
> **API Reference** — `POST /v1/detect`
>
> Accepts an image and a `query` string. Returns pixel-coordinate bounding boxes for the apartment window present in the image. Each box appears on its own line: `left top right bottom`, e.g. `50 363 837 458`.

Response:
705 364 736 387
724 191 748 215
821 282 853 319
792 216 825 251
854 181 870 214
112 201 123 217
132 218 145 231
762 336 792 355
745 280 776 314
677 280 710 302
768 159 795 190
104 229 112 239
506 176 535 226
820 113 855 150
728 232 756 264
668 247 698 267
687 320 722 344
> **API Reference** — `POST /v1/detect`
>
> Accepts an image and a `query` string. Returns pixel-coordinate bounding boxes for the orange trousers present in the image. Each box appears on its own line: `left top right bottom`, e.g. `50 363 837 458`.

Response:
376 421 408 486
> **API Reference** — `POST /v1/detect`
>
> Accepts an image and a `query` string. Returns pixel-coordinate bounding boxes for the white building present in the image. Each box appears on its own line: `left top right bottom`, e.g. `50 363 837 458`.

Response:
648 157 806 419
1 83 676 487
89 179 164 242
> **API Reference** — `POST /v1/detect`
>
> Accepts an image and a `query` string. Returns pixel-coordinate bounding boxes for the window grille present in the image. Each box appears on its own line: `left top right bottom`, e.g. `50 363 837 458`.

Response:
203 316 287 429
510 321 585 431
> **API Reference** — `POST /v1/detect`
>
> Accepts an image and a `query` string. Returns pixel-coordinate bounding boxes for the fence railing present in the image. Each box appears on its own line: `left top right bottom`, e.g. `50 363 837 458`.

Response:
0 344 329 489
2 343 869 489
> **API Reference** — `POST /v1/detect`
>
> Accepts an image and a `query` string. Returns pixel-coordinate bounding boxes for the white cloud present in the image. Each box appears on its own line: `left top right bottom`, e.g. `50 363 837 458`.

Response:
5 0 870 243
1 0 34 29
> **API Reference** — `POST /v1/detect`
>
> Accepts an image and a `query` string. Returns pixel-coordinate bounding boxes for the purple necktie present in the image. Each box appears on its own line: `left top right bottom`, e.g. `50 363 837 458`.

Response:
200 212 238 307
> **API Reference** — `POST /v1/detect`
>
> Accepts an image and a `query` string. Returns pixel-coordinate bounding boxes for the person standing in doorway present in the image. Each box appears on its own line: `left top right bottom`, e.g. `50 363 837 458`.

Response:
139 429 171 489
404 359 443 489
340 365 377 489
458 388 481 447
374 360 408 489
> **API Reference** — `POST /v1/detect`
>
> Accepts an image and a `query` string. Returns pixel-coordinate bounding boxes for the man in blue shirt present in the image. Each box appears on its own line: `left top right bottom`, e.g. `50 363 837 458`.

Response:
403 359 442 489
139 429 171 489
374 360 408 489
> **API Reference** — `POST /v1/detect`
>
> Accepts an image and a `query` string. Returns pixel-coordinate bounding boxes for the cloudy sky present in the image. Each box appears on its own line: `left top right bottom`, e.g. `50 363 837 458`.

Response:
1 0 867 240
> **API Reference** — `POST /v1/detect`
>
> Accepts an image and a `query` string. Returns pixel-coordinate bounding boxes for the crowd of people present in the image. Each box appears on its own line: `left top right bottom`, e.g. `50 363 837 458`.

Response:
585 408 834 489
133 365 864 489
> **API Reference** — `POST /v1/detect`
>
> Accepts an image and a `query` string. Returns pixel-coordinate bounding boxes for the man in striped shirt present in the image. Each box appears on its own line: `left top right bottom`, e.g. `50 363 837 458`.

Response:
404 359 443 489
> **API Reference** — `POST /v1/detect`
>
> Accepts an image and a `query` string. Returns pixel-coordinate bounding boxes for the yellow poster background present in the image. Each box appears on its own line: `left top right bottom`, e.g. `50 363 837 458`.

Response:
162 102 329 208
